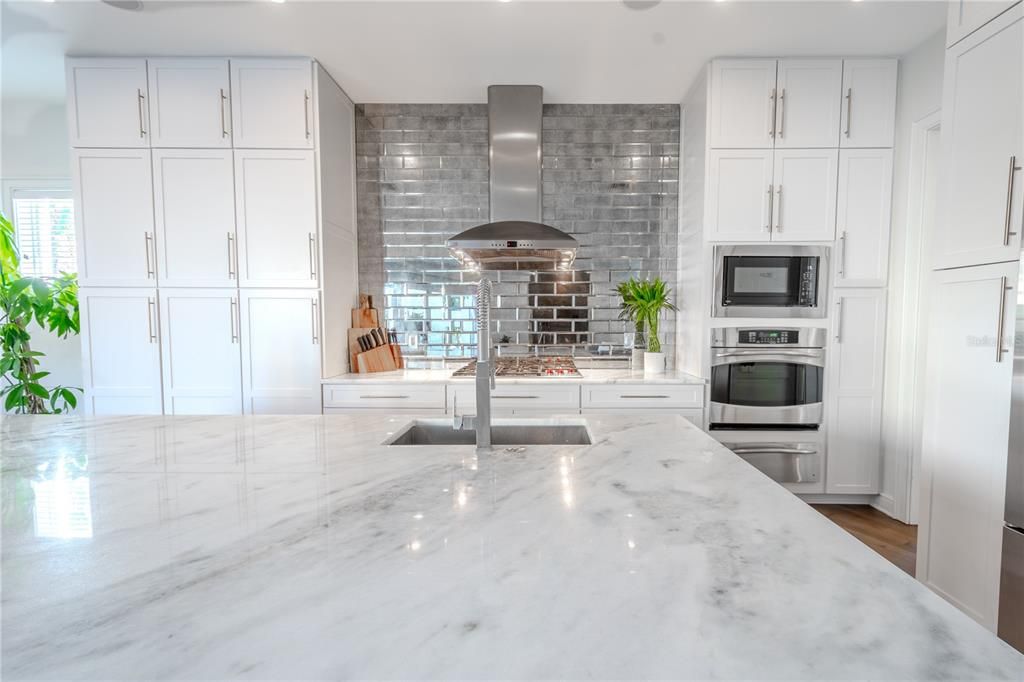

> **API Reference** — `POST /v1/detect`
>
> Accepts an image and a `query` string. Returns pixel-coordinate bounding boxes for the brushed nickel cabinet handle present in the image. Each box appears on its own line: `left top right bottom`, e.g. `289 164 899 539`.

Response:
774 185 782 232
835 299 843 343
220 88 229 138
620 395 671 399
360 395 409 399
838 231 847 277
311 298 320 345
304 90 311 139
997 276 1012 362
147 297 157 343
308 233 317 280
230 298 239 343
768 88 777 138
137 89 147 138
777 88 786 138
731 447 818 456
227 232 236 279
492 395 539 399
1004 155 1021 246
144 232 155 278
765 184 773 233
844 88 852 138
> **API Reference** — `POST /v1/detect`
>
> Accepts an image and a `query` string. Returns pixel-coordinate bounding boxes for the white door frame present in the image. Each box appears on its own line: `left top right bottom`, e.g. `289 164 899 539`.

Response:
891 110 942 525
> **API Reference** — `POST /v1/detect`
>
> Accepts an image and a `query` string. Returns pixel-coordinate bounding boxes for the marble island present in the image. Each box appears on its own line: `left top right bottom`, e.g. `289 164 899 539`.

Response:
2 414 1021 680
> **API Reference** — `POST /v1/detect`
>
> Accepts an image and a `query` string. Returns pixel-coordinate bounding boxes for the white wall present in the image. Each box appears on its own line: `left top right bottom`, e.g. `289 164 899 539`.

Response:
1 95 82 409
879 29 946 519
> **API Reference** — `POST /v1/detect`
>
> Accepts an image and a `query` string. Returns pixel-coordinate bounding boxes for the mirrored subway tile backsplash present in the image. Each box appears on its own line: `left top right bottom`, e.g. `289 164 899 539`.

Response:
355 103 680 366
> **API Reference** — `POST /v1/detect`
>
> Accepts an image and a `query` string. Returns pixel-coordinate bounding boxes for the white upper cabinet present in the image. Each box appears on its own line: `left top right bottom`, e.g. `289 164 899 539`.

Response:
840 59 898 148
66 58 149 148
947 0 1021 46
159 289 243 415
72 149 156 287
234 149 318 288
239 290 322 414
918 261 1017 630
935 7 1023 270
826 288 887 494
705 149 774 242
80 288 163 415
147 58 231 148
774 59 843 149
835 149 894 287
770 149 838 242
708 60 778 149
230 59 314 149
152 149 237 287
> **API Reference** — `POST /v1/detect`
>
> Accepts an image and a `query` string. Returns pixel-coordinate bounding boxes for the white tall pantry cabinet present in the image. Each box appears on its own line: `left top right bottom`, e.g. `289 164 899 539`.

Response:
918 2 1022 633
69 57 359 415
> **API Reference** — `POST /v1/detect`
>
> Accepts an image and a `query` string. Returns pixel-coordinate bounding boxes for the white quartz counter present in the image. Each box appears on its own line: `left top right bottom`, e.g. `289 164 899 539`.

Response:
323 367 706 385
2 414 1021 680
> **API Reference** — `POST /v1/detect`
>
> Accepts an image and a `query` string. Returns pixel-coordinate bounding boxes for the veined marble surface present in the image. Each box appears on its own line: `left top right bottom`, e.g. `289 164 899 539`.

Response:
2 414 1021 680
322 367 706 385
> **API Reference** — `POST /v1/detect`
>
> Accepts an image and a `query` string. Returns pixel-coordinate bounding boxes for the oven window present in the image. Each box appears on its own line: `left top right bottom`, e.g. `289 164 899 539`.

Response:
722 256 812 307
710 362 823 407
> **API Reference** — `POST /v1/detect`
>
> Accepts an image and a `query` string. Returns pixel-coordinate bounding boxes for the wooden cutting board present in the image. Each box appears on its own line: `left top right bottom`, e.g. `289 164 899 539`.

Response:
351 294 379 328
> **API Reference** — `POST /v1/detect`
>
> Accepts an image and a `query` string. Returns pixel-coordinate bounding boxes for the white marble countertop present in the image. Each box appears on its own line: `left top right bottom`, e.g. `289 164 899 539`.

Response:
2 414 1021 680
323 367 707 385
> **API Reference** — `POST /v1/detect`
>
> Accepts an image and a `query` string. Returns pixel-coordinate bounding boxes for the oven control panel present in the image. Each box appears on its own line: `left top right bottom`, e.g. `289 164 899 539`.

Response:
738 329 798 345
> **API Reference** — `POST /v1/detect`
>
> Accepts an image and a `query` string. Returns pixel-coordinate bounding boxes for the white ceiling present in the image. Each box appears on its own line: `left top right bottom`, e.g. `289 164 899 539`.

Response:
2 0 946 104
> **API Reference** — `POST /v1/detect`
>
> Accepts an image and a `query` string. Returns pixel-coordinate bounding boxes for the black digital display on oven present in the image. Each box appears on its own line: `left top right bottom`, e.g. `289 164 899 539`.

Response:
741 329 798 344
506 240 518 247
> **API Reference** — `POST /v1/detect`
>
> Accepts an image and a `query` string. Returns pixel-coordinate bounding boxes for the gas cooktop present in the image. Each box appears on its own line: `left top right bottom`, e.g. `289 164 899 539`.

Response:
451 356 582 378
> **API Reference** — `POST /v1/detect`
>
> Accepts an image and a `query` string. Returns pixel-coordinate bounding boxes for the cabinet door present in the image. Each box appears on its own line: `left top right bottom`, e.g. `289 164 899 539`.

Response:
152 149 237 287
80 288 163 415
147 58 231 148
935 8 1023 270
72 149 156 287
918 262 1017 630
839 60 898 148
835 149 894 287
229 59 314 149
770 149 838 242
708 59 778 149
774 59 843 149
239 290 322 414
826 289 886 494
66 58 149 148
947 0 1021 47
158 289 242 415
234 150 318 288
705 150 774 242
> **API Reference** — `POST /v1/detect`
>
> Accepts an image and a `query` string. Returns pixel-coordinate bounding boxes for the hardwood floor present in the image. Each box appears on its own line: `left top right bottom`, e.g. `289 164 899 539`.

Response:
812 504 918 576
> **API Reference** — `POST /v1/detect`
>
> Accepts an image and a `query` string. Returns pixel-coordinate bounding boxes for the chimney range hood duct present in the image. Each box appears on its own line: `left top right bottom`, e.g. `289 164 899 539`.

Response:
447 85 578 271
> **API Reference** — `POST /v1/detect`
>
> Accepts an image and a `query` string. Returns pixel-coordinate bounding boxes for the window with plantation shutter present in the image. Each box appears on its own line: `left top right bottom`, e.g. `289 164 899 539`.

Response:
10 188 76 279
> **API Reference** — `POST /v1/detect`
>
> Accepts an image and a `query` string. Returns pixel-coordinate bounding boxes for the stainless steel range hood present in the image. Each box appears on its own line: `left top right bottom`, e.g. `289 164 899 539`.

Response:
447 85 578 271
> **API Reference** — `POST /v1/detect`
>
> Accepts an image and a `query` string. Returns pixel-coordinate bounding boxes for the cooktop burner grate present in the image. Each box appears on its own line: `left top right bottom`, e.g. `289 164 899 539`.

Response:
452 356 582 378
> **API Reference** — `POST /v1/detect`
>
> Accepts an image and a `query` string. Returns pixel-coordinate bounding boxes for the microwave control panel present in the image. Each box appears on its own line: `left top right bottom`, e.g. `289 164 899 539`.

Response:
739 329 799 345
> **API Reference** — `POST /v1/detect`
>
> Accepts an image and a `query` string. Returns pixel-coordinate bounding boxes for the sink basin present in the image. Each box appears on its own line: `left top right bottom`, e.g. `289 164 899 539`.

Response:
385 419 593 446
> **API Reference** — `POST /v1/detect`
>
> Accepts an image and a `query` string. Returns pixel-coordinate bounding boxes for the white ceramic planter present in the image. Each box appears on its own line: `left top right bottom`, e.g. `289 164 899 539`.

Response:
643 351 666 375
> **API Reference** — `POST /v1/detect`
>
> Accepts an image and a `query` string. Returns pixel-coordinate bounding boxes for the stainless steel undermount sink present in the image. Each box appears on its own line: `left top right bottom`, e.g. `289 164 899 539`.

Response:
385 419 593 446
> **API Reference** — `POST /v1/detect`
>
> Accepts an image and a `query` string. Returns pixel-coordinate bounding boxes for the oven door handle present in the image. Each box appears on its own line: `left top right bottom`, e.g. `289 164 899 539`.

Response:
713 349 821 357
729 447 818 456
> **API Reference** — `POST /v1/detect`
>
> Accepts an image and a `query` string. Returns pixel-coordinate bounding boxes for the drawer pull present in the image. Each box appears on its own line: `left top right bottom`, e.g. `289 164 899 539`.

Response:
360 395 409 399
620 394 671 399
492 395 539 399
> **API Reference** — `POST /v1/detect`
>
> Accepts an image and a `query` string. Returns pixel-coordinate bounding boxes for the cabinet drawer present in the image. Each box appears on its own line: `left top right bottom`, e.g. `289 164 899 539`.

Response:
581 384 704 410
322 383 445 409
447 383 581 414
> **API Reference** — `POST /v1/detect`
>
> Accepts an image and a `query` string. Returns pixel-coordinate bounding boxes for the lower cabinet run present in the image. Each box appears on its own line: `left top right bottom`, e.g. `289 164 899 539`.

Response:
79 287 164 415
158 288 243 415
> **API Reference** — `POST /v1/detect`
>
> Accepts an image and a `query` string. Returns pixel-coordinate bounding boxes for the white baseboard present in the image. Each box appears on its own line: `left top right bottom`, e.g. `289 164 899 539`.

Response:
872 493 896 517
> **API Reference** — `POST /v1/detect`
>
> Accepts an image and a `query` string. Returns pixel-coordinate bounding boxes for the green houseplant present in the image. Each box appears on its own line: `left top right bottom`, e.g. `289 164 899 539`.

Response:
0 211 80 413
617 277 677 374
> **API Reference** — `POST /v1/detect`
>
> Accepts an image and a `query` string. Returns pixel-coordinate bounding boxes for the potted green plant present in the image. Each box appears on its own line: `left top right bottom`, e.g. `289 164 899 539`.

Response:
617 277 677 375
0 212 80 413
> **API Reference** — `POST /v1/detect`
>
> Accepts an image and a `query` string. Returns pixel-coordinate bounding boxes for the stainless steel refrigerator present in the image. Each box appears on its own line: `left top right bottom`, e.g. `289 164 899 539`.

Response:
999 258 1024 653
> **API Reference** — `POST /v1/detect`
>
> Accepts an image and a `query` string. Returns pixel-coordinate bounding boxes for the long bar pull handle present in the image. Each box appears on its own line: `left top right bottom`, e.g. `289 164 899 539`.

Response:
774 185 782 232
144 232 155 278
997 276 1012 362
230 298 239 343
360 395 410 400
844 88 852 138
838 231 847 277
304 90 311 140
777 88 786 138
227 232 236 279
1004 155 1021 246
620 395 672 399
765 184 773 233
835 299 843 343
308 233 317 280
137 89 146 138
147 297 158 343
768 88 777 138
731 448 818 456
311 297 320 345
220 88 229 138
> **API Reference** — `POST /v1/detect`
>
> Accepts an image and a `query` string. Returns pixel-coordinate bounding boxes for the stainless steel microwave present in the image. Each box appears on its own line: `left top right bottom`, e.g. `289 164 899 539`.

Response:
713 246 829 318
